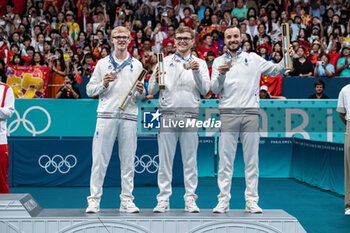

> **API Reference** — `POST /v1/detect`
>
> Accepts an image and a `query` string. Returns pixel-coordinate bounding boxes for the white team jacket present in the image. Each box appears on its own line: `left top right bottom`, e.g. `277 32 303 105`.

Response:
148 54 210 113
0 83 15 144
211 52 285 109
86 55 144 118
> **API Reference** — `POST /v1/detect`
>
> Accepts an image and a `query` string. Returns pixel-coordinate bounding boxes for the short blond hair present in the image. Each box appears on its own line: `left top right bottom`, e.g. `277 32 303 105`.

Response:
111 26 131 38
175 26 194 39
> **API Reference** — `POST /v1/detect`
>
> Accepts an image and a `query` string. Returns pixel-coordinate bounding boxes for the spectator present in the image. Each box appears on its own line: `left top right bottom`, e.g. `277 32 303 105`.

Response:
198 33 219 58
31 52 46 67
253 23 267 49
308 79 329 99
221 10 232 26
259 85 286 99
196 0 211 23
200 7 213 26
314 53 335 77
31 33 45 53
162 25 176 51
20 36 32 56
77 5 93 32
256 44 270 60
206 50 215 75
56 74 80 99
336 44 350 77
231 0 248 22
288 47 314 77
308 40 322 67
10 54 24 66
271 51 283 63
48 49 67 98
243 40 253 53
291 15 306 41
328 40 341 69
309 25 322 44
260 13 280 43
164 41 175 55
327 15 346 37
180 7 193 28
246 16 258 41
297 28 311 54
151 22 167 53
211 30 224 54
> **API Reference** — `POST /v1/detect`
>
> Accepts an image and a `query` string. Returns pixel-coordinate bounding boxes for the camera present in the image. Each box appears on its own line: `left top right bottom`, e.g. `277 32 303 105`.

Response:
51 55 58 60
317 61 324 66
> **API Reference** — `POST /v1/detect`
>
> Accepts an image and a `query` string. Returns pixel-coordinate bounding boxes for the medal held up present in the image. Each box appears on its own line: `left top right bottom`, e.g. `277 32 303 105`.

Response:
119 69 148 111
157 53 166 89
281 23 293 71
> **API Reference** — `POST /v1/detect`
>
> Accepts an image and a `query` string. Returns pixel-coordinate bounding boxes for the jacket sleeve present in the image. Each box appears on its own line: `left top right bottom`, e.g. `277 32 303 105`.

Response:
192 60 210 95
210 57 226 94
0 87 15 120
86 61 108 97
253 53 285 77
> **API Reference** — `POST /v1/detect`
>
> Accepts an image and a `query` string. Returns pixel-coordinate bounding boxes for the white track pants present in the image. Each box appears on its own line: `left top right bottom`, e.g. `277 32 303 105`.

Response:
156 122 198 202
217 114 260 202
88 118 137 202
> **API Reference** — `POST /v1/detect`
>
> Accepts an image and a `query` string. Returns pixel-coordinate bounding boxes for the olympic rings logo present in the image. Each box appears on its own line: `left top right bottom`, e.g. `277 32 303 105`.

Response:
38 154 77 174
8 106 51 136
134 154 159 174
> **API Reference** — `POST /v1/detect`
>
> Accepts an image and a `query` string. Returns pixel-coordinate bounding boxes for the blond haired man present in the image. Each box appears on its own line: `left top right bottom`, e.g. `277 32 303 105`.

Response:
149 26 210 213
86 26 144 213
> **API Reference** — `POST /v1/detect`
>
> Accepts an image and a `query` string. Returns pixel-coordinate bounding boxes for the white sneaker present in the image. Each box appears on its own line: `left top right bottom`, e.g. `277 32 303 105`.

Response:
120 200 140 213
213 199 229 213
345 209 350 215
153 200 170 213
86 198 100 213
245 200 263 213
185 197 200 213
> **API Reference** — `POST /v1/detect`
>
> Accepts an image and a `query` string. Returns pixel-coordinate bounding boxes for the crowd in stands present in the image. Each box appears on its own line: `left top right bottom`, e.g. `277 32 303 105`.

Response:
0 0 350 98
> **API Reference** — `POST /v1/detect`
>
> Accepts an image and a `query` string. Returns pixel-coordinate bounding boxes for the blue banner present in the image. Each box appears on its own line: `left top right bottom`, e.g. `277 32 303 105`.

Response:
291 138 344 195
7 99 345 143
9 137 215 187
216 138 293 178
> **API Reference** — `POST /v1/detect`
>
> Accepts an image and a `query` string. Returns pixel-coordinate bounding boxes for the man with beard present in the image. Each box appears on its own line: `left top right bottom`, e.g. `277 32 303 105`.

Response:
211 26 293 213
86 26 145 213
148 26 210 213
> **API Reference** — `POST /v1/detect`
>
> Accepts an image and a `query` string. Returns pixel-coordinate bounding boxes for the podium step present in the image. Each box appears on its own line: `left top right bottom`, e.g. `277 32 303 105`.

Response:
0 194 306 233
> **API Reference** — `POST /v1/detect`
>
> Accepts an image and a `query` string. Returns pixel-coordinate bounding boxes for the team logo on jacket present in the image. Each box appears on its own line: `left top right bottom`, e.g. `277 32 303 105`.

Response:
143 110 161 129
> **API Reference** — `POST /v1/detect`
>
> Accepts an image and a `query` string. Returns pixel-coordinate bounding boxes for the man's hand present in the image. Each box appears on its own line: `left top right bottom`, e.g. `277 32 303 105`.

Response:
190 61 199 70
218 64 230 75
103 73 116 88
136 81 144 94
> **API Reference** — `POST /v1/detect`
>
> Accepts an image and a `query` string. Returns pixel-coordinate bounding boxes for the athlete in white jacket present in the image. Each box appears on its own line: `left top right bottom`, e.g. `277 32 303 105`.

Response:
86 26 144 213
148 26 210 213
0 83 14 193
211 26 293 213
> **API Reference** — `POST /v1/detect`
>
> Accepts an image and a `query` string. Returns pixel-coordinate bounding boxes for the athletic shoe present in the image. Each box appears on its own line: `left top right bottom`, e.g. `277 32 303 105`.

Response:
213 199 229 213
245 200 263 213
120 200 140 213
86 198 100 213
153 200 170 213
185 197 200 213
345 209 350 215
